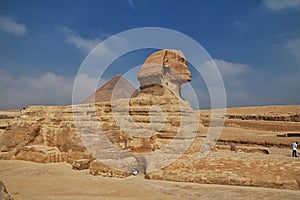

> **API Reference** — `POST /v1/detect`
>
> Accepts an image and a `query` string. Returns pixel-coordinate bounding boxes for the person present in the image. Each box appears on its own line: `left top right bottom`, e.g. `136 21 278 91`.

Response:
292 142 298 157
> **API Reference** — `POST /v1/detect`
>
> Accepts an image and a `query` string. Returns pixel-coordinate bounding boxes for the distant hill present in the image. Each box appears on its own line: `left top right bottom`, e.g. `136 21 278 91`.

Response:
82 74 138 104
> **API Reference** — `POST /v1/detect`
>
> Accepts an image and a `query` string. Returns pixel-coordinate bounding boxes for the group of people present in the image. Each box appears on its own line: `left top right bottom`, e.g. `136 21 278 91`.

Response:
292 141 298 157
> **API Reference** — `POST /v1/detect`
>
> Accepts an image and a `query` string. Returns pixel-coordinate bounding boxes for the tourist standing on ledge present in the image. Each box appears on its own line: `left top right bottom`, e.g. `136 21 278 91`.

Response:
292 142 298 157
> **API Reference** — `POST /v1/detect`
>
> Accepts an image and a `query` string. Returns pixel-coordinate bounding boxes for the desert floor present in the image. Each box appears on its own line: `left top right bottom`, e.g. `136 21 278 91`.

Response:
1 160 300 200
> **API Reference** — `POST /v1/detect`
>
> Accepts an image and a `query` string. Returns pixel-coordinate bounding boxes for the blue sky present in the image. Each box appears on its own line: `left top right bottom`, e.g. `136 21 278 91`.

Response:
0 0 300 109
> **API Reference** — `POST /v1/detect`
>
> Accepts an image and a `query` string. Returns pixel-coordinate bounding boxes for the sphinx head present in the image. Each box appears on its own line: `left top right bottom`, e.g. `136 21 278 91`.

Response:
138 49 191 97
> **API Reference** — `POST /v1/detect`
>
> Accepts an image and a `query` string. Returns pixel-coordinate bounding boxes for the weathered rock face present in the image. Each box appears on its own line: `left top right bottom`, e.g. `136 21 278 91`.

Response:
0 106 93 163
89 159 132 178
138 49 191 98
15 145 62 163
0 110 20 136
0 125 41 153
72 158 94 170
95 95 196 152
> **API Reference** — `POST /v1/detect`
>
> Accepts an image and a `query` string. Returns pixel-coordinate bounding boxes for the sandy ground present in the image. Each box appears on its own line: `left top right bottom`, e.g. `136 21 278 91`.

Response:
1 160 300 200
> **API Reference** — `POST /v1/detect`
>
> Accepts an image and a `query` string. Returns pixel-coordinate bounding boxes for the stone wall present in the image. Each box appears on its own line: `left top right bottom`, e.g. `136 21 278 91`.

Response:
201 105 300 132
0 105 92 163
0 93 197 163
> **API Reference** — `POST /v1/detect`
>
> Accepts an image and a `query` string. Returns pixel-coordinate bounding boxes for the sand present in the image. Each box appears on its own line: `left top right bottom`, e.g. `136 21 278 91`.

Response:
1 160 300 200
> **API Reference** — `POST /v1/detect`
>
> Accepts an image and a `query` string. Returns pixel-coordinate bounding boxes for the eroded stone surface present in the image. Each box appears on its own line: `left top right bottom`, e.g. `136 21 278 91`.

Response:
72 158 94 170
89 159 132 178
15 145 62 163
0 106 93 163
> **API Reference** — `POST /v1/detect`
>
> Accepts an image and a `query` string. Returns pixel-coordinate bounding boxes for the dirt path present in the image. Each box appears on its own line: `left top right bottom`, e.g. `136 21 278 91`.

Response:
1 160 300 199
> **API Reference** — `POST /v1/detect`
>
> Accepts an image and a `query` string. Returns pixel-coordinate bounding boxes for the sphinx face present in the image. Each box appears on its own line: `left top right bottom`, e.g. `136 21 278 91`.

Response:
162 50 191 83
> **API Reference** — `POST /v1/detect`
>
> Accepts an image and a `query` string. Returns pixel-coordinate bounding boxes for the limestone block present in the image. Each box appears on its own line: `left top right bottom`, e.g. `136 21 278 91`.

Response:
0 125 41 152
89 159 132 178
0 121 9 128
72 158 94 170
15 145 62 163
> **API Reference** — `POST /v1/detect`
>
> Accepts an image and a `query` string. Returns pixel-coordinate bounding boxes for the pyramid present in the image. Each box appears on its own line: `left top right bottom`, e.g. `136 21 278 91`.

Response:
82 74 138 104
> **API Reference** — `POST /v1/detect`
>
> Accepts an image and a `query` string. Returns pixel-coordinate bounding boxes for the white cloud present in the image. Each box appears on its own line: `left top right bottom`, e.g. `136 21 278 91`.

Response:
0 70 107 110
62 27 126 68
263 0 300 10
64 27 129 83
62 27 101 53
0 71 73 109
212 59 253 104
191 59 254 108
181 83 204 109
213 59 250 77
0 16 28 36
208 58 300 107
198 59 250 88
285 37 300 60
